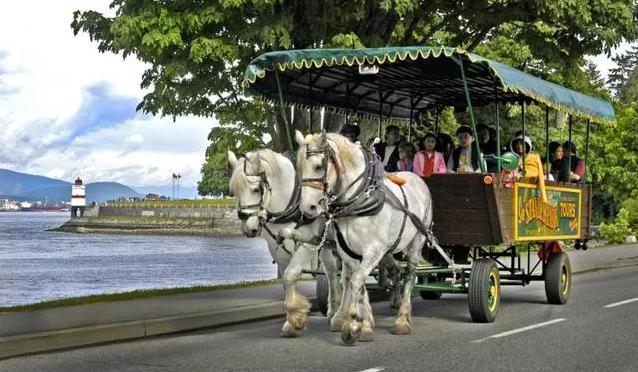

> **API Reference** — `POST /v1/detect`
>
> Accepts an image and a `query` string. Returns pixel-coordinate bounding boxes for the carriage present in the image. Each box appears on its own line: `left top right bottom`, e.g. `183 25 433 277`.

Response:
243 46 614 323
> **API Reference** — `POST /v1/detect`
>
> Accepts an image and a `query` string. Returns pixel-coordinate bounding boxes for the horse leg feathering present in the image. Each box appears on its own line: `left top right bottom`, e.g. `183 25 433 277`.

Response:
281 248 314 337
392 237 423 335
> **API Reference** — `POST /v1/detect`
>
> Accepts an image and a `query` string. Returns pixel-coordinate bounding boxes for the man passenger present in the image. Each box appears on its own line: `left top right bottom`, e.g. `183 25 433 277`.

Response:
374 125 402 172
447 126 486 173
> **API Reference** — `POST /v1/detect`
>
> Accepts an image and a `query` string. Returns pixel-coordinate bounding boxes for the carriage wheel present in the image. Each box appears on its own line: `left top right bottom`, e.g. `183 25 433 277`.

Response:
315 274 329 316
468 258 500 323
545 252 571 304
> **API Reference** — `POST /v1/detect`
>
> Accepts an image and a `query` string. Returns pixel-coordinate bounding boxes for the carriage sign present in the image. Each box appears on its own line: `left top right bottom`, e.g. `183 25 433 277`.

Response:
514 183 582 241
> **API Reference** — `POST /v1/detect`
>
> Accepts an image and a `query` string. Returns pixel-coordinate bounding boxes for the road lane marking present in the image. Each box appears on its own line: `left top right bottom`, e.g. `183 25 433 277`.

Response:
472 318 567 343
604 297 638 308
357 368 385 372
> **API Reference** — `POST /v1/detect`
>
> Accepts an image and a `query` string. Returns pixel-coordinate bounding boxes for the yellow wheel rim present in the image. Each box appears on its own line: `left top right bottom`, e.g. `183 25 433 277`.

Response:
487 269 499 313
560 265 569 295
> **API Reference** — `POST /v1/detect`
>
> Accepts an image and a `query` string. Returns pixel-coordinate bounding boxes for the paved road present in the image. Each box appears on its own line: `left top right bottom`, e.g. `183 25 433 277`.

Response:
3 266 638 372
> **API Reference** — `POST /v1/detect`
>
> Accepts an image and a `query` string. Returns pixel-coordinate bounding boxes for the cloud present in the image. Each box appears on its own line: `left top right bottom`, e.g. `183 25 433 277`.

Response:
66 82 140 139
125 134 145 144
0 1 213 188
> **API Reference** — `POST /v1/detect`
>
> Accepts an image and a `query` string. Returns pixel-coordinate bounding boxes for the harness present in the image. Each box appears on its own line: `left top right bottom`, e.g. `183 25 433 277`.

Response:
301 138 432 262
236 158 302 258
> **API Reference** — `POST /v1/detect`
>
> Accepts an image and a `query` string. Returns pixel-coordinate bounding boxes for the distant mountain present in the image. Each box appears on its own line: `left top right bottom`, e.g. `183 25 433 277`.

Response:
22 182 142 203
133 185 199 199
0 169 69 196
0 169 142 203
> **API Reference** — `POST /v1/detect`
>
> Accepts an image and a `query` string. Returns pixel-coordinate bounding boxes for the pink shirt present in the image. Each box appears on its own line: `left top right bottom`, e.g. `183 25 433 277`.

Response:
413 151 447 177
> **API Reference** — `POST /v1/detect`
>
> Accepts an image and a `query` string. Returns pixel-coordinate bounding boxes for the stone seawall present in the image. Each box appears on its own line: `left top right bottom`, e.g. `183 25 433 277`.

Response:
55 205 242 237
98 205 236 219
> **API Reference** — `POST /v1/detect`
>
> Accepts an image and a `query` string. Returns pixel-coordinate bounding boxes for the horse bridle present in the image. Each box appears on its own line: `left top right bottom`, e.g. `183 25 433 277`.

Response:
236 159 271 221
300 140 340 204
301 135 374 214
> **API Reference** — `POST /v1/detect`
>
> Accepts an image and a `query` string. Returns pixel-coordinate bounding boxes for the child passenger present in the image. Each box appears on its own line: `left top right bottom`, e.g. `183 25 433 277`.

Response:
397 143 415 171
447 126 486 173
413 133 447 177
509 134 547 202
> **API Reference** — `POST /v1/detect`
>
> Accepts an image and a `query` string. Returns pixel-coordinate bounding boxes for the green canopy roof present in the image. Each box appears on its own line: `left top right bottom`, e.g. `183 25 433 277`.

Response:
243 46 615 125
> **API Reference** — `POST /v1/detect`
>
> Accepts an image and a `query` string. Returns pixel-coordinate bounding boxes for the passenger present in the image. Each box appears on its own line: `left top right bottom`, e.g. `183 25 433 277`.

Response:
510 135 547 202
339 123 361 144
477 124 498 172
435 132 454 164
396 143 416 172
374 125 402 172
563 141 586 183
547 141 564 181
413 133 447 177
447 126 486 173
477 124 497 155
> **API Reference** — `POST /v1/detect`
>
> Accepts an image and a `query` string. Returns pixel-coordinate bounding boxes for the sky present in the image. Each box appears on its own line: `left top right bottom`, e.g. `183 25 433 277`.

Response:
0 1 211 188
0 1 634 188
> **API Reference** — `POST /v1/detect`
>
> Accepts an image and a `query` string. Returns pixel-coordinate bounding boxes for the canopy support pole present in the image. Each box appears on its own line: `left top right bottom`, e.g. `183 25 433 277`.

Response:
408 101 414 143
345 83 350 124
521 102 526 176
568 115 573 181
435 108 440 135
585 119 591 181
494 88 501 173
545 106 550 180
274 69 294 152
309 71 313 133
457 57 486 173
378 92 383 138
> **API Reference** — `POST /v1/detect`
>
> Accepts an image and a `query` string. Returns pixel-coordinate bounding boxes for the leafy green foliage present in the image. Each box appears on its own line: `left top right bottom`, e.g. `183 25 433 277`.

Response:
599 208 633 244
608 45 638 104
590 104 638 202
71 0 638 196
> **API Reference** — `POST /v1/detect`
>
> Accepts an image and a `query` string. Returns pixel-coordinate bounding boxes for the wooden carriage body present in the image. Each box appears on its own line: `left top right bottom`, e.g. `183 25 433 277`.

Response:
425 173 592 246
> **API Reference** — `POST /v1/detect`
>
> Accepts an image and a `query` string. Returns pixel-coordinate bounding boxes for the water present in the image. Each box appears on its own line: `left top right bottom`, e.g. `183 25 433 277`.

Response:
0 212 276 307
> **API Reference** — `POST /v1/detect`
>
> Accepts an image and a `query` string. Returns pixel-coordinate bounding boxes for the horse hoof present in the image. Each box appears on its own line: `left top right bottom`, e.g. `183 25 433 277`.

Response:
281 322 300 338
330 317 344 332
359 328 374 342
341 330 357 345
391 321 412 335
341 322 359 345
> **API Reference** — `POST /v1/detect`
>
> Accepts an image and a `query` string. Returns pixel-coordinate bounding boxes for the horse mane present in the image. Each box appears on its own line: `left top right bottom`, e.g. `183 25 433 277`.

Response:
298 133 360 173
229 149 287 193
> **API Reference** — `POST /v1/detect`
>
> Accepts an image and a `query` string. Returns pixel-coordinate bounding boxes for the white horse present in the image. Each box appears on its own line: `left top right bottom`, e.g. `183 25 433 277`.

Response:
228 149 342 337
295 131 433 345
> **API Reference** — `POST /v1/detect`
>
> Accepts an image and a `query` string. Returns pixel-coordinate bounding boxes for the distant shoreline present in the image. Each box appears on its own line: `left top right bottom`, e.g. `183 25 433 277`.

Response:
53 221 241 238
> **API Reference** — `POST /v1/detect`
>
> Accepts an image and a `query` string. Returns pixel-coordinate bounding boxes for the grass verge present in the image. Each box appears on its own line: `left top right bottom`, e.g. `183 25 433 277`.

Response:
0 278 280 313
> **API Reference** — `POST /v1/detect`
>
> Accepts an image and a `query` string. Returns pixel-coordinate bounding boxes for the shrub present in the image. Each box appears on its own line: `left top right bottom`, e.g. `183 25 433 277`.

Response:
599 208 633 244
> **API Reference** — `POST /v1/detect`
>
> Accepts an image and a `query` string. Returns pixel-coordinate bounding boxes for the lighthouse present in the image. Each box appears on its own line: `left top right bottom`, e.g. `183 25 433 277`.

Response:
71 178 86 218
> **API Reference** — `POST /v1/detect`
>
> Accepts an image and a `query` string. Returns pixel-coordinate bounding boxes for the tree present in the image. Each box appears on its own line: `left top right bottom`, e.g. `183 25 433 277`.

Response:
589 104 638 204
608 46 638 103
72 0 638 195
